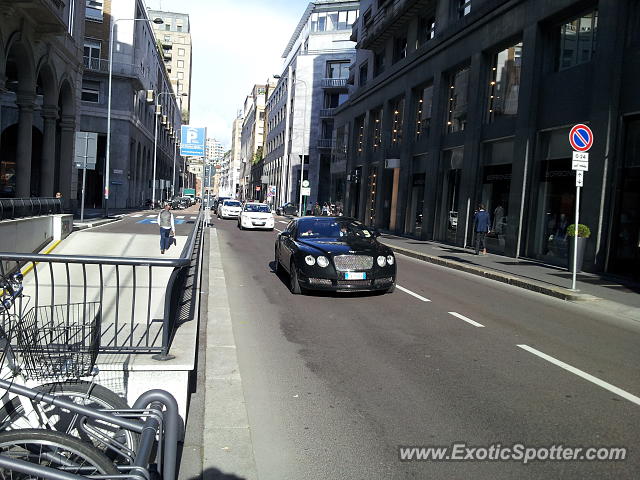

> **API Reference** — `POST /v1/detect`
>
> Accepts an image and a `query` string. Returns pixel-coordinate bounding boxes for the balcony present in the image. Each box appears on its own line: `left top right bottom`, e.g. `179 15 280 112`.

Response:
83 57 144 80
359 0 434 51
318 139 335 149
321 78 348 89
3 0 68 34
319 108 336 118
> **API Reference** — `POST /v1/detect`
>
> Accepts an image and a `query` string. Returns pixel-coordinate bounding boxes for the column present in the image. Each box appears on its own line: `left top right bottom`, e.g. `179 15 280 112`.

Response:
40 105 59 197
15 92 35 198
58 114 76 208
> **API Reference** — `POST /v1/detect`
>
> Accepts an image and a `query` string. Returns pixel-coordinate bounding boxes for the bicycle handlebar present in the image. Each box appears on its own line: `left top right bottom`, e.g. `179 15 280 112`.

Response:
0 272 24 312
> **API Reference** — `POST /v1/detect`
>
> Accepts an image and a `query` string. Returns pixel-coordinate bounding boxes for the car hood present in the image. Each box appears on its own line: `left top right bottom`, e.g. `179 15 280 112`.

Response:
242 212 272 218
297 237 388 256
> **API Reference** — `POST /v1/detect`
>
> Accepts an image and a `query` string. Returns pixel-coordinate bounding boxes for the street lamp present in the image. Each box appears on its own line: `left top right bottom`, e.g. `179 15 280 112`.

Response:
105 16 163 217
274 74 307 216
152 91 187 208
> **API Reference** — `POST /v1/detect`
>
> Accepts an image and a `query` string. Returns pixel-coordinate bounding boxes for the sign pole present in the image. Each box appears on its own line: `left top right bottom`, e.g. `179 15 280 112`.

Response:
80 134 89 223
571 185 580 290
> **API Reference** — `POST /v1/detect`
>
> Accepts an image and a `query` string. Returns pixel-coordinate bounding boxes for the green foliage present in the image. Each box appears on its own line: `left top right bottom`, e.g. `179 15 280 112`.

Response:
252 147 263 165
567 224 591 238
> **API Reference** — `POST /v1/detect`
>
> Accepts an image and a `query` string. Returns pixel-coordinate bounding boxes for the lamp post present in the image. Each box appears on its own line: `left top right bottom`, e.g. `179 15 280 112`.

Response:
105 16 163 217
152 91 187 209
274 74 307 216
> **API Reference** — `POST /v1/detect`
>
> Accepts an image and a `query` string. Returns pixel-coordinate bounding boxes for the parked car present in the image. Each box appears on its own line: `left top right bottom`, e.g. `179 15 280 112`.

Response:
275 202 298 216
218 199 243 219
213 196 231 213
238 202 275 230
274 217 396 295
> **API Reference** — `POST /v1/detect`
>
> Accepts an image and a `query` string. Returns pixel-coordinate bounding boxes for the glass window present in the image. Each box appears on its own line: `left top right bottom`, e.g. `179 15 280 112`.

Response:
347 10 359 27
177 71 184 79
177 25 183 32
85 0 103 21
415 83 433 140
558 9 598 71
371 108 383 151
318 12 327 32
459 0 471 18
338 11 348 30
393 35 408 63
366 167 378 226
359 63 368 86
374 51 385 77
487 42 522 122
83 39 101 68
327 61 350 79
443 148 463 243
417 16 436 47
178 48 185 56
327 12 338 31
391 97 404 145
81 80 100 102
177 60 184 68
355 116 365 155
446 66 470 133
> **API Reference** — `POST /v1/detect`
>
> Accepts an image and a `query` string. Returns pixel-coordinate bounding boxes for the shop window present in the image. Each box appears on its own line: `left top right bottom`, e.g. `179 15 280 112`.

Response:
391 97 404 145
487 42 522 122
81 80 100 103
557 9 598 71
415 83 433 141
442 148 463 244
446 66 470 133
359 63 368 86
371 107 383 151
393 35 408 63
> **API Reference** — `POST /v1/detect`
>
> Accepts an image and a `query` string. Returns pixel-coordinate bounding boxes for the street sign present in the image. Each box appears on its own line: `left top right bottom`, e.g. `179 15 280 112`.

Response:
569 124 594 152
74 132 98 170
572 160 589 171
302 180 310 188
575 170 584 187
267 185 276 198
301 187 311 196
572 151 589 162
180 126 206 157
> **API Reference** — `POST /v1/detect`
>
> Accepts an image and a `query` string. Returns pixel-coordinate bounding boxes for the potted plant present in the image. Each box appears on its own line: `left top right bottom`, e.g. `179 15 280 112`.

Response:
567 224 591 273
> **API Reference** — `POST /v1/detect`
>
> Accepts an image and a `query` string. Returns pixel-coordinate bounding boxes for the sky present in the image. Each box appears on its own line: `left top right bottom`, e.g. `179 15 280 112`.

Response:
145 0 305 149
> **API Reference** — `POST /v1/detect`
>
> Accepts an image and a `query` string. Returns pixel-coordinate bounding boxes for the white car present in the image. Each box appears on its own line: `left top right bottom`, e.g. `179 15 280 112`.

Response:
218 199 242 219
238 202 275 230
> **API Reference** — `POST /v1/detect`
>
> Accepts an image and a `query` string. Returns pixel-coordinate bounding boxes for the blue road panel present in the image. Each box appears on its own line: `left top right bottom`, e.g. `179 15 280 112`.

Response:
137 219 186 225
180 126 206 157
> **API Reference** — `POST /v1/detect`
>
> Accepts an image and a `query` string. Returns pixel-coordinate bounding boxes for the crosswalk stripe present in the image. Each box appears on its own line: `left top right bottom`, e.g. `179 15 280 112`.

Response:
177 216 185 219
147 215 155 218
131 214 143 218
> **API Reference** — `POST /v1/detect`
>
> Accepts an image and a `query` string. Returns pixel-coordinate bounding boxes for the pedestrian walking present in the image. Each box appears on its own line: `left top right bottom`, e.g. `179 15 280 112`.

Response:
313 202 321 216
157 204 176 254
473 203 491 255
322 202 329 216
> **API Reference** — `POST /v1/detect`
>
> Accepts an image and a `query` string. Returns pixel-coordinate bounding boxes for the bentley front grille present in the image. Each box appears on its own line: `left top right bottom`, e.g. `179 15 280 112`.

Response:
333 255 374 271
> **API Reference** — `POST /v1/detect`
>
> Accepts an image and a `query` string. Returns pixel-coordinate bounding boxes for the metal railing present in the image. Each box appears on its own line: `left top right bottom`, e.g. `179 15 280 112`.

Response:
318 138 336 149
0 211 204 359
83 56 144 79
0 197 62 221
321 78 348 88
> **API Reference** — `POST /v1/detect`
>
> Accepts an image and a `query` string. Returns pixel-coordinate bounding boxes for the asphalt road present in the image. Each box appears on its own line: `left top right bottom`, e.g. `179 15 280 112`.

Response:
213 215 639 480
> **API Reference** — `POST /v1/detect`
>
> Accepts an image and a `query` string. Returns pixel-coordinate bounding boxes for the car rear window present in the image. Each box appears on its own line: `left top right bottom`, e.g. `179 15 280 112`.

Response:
224 201 241 207
245 204 271 213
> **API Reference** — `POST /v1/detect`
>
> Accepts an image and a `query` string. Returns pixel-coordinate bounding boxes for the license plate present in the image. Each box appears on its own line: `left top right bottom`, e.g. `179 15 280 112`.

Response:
345 272 366 280
254 222 265 225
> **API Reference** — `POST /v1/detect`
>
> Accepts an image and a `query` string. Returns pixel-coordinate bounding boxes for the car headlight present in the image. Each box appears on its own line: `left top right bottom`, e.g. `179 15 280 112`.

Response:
305 255 316 266
387 255 395 265
377 255 387 267
317 256 329 268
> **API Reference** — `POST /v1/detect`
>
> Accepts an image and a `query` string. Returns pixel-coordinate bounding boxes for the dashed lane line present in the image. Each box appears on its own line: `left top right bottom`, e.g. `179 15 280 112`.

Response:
448 312 485 328
397 285 431 302
274 228 283 233
278 221 289 225
517 345 640 406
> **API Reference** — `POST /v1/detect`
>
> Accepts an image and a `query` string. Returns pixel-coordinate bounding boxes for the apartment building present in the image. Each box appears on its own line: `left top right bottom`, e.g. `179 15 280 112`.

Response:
148 9 193 123
239 84 270 201
263 0 359 209
220 114 244 198
335 0 640 279
81 0 182 208
0 0 85 206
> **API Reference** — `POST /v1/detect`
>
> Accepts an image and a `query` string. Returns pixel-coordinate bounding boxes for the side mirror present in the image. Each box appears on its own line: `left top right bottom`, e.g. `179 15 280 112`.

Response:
280 231 290 238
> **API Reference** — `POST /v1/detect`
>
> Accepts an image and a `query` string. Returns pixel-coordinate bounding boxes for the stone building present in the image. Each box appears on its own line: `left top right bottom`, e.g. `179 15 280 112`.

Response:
0 0 85 206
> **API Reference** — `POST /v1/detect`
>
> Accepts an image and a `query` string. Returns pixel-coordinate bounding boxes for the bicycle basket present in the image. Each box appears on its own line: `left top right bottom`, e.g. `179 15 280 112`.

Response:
14 303 100 380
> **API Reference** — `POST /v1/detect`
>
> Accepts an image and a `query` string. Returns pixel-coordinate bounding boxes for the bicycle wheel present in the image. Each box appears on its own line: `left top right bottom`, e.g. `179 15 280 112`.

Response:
0 428 118 477
0 381 138 462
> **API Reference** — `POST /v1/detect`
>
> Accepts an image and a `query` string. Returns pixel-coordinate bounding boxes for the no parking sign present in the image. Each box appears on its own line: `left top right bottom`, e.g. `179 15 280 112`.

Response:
569 124 593 152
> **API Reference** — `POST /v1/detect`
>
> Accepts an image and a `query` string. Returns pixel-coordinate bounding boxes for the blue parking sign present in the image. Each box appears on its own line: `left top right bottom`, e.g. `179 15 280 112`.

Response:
180 126 206 157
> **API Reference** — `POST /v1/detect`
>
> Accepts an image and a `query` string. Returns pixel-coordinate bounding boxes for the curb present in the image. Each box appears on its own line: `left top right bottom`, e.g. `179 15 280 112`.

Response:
73 216 121 230
386 244 600 302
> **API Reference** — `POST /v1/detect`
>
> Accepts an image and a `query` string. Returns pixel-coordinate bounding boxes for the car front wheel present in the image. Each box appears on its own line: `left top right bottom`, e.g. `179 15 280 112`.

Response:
289 260 302 295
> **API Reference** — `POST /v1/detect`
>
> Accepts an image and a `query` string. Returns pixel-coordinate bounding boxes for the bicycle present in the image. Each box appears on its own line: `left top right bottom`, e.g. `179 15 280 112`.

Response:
0 271 138 461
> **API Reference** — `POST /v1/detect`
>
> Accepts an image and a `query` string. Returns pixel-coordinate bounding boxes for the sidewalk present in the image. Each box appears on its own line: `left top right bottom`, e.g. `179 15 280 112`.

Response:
380 234 640 317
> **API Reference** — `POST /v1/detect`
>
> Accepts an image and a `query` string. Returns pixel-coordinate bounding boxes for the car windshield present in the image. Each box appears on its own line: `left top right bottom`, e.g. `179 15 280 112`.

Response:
224 201 241 207
296 219 375 240
245 204 270 213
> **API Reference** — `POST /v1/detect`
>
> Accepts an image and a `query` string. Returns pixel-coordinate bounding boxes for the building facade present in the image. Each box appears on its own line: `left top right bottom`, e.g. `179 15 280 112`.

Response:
334 0 640 279
239 84 269 201
263 0 359 210
205 137 225 163
220 113 244 198
0 0 85 206
148 9 192 123
80 0 182 209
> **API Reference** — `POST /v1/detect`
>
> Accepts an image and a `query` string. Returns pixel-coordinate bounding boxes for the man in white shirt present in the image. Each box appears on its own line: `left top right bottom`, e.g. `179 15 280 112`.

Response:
157 204 176 254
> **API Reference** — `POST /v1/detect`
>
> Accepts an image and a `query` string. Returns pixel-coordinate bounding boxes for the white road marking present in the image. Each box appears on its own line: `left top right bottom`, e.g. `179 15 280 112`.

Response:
190 216 197 219
147 215 155 218
177 216 185 219
131 214 143 218
278 221 288 225
517 344 640 406
274 228 283 233
448 312 485 328
397 285 430 302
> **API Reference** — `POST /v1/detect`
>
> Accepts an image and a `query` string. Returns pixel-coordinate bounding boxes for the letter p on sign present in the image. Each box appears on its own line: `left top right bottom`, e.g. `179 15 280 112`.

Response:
187 128 198 144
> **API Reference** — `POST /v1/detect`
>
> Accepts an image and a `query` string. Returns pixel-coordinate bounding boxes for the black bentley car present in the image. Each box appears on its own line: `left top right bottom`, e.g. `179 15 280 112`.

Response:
274 217 396 294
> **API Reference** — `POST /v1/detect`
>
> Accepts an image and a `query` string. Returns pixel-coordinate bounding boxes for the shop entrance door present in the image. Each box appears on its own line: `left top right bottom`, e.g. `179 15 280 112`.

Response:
609 168 640 279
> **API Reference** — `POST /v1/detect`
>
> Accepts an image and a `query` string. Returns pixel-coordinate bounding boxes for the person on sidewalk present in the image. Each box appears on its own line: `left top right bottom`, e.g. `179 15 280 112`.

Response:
157 204 176 254
474 203 491 255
